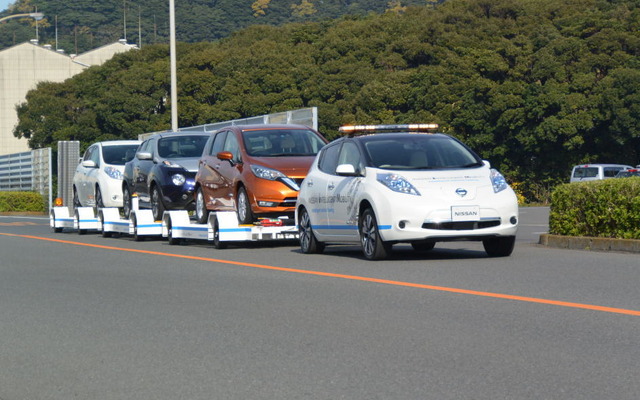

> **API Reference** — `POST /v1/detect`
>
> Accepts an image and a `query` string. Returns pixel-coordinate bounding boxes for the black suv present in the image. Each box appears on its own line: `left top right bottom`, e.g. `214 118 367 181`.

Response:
122 132 209 220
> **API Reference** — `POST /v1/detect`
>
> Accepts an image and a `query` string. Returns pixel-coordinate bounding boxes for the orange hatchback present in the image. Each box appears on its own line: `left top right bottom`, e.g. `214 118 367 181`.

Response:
194 124 328 224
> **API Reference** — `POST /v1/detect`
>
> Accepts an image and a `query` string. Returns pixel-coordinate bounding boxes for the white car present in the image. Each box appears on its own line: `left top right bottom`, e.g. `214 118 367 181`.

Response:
295 124 519 260
73 140 141 209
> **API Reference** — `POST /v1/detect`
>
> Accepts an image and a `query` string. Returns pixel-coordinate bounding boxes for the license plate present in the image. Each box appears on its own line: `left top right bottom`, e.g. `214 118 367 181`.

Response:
451 206 480 221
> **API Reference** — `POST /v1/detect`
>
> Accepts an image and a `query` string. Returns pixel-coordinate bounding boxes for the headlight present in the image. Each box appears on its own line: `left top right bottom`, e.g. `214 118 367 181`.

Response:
250 165 299 191
251 165 286 180
104 166 123 180
377 173 420 195
490 169 509 193
172 174 186 186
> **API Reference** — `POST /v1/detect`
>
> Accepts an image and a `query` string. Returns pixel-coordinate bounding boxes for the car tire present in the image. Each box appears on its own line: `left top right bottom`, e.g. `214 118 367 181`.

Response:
483 236 516 257
359 208 391 260
122 185 132 219
411 241 435 252
75 209 87 235
299 207 324 254
98 210 112 238
131 213 144 242
95 186 105 212
151 185 165 221
195 187 208 224
211 215 227 249
236 186 254 224
72 187 81 210
166 219 180 245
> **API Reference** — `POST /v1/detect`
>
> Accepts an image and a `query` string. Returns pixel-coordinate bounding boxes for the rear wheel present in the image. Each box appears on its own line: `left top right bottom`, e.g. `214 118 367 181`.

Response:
359 208 391 260
236 186 254 224
166 219 180 245
483 236 516 257
122 185 132 219
151 186 165 221
195 187 208 224
299 208 324 254
211 216 227 249
95 186 105 210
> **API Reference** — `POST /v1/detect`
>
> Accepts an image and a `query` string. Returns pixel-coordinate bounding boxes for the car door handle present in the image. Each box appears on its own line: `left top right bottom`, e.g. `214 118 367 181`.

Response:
327 183 335 190
306 180 313 187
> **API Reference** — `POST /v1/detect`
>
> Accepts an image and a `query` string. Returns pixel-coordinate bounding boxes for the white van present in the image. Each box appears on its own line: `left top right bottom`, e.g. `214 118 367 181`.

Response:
570 164 632 183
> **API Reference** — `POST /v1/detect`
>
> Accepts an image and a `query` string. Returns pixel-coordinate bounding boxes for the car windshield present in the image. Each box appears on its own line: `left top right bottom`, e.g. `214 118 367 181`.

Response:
157 135 208 159
362 134 482 170
101 144 140 165
242 129 326 157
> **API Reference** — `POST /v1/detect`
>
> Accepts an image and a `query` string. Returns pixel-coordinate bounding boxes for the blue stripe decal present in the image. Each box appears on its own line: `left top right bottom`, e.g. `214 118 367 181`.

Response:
138 224 162 228
105 221 129 227
175 226 208 232
220 228 252 233
313 225 392 231
78 219 98 223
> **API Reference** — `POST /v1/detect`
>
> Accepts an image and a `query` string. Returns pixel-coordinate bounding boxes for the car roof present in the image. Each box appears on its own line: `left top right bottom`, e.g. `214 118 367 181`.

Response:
220 124 314 132
95 140 141 146
152 131 211 139
573 164 632 168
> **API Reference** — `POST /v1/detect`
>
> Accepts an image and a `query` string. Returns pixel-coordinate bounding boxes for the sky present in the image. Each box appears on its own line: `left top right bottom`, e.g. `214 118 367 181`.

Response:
1 0 14 12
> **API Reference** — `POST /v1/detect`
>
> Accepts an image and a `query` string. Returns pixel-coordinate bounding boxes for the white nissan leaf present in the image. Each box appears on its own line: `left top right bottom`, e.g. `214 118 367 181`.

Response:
295 124 519 260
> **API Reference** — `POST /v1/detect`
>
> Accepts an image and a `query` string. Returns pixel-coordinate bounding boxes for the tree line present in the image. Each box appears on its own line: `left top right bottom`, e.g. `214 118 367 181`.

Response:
13 0 640 202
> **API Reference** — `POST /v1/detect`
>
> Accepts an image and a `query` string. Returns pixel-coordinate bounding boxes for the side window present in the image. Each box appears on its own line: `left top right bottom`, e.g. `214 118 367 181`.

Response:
337 142 362 173
139 139 152 155
210 131 227 156
223 132 241 162
318 143 341 175
91 145 100 166
83 146 94 161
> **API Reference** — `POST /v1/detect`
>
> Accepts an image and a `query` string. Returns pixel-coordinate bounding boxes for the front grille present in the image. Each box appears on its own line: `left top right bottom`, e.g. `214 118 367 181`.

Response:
279 197 297 207
422 219 501 231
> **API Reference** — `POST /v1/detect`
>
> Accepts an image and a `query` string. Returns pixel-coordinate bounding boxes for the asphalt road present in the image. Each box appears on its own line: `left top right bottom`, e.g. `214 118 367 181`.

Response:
1 207 639 399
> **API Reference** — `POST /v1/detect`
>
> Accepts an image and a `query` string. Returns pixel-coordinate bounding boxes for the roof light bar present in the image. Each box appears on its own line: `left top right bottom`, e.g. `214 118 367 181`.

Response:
339 124 439 135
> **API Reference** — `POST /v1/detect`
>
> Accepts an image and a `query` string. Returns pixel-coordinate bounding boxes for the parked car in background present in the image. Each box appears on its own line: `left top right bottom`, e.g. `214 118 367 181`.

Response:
570 164 632 183
122 132 209 220
614 168 640 178
296 124 519 260
72 140 141 210
194 124 328 224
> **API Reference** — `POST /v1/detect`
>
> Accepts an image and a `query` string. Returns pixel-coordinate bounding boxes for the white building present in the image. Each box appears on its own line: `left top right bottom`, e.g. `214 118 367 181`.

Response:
0 40 136 155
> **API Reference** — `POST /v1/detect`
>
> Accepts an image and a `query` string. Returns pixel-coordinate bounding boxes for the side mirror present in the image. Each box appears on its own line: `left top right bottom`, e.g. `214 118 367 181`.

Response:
336 164 361 176
483 160 491 168
136 151 153 161
81 160 97 168
217 151 234 161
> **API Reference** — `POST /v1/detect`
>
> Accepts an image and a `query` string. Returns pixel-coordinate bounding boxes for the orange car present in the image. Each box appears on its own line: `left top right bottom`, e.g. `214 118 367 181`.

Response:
194 124 328 224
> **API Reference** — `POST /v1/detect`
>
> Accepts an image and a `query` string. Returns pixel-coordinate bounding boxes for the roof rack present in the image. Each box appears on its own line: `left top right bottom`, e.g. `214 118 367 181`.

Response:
338 124 439 136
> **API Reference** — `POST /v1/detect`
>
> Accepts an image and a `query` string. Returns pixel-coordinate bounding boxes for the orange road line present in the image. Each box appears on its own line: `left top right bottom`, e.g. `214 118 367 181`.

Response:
2 232 640 317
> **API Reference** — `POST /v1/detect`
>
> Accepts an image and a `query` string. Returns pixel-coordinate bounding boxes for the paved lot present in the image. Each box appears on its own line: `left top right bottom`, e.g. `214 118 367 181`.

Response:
1 208 639 399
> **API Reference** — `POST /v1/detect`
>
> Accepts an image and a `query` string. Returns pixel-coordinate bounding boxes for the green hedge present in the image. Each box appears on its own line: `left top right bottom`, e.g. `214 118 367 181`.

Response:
549 178 640 239
0 191 47 212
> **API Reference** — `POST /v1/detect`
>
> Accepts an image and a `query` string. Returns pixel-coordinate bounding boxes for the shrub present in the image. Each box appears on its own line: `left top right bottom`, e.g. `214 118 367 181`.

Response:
0 191 47 212
549 178 640 239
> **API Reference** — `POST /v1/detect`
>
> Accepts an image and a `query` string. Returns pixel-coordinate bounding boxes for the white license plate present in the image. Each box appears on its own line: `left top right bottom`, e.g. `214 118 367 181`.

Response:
451 206 480 221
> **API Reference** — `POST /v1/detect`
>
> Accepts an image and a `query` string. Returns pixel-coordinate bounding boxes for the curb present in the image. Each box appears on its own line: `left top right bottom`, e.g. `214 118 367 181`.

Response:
539 234 640 253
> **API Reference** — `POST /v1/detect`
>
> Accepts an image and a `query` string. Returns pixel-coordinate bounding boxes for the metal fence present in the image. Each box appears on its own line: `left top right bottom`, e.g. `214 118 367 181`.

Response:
0 147 53 210
139 107 318 140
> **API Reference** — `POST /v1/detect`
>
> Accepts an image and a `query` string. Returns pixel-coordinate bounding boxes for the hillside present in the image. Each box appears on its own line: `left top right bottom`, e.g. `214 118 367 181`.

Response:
0 0 430 53
13 0 640 201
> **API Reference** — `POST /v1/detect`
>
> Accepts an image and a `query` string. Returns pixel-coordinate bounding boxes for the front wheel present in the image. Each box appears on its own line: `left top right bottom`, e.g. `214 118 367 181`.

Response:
236 187 254 224
95 186 105 210
72 187 81 210
151 186 165 221
299 208 324 254
483 236 516 257
195 187 208 224
359 208 391 260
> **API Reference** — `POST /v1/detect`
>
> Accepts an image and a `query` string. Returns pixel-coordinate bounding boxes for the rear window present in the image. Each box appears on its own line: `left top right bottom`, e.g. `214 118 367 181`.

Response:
101 144 140 165
572 167 599 178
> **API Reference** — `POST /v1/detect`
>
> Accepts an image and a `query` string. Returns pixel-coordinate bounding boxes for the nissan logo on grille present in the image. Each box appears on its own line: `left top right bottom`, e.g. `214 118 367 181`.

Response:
455 188 468 197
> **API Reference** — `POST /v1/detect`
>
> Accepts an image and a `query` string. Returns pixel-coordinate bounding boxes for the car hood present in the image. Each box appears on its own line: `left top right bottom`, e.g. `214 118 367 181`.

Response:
377 166 492 201
247 155 316 178
165 157 200 172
